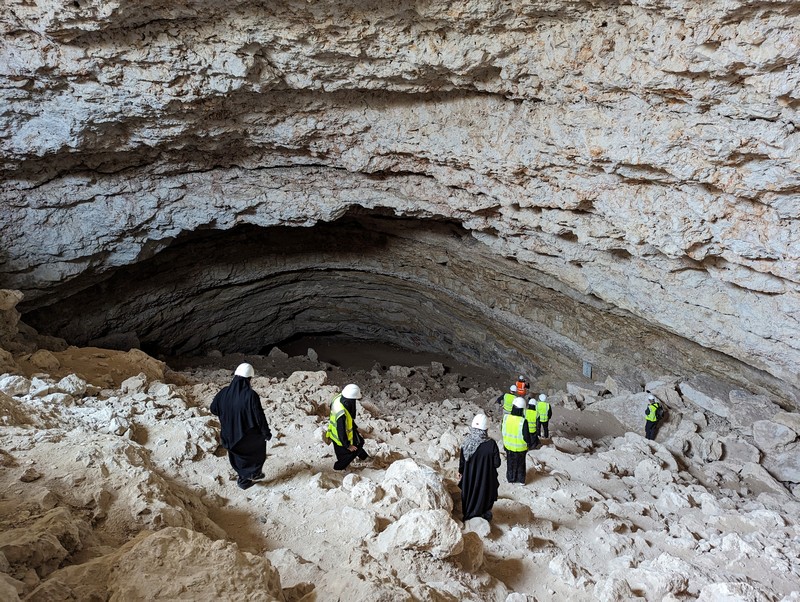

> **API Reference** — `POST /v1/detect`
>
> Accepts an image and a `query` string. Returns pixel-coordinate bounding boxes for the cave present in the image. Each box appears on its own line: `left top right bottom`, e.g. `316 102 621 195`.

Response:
1 1 799 599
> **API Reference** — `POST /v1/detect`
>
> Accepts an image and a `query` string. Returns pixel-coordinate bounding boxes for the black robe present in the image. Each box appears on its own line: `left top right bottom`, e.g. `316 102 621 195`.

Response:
210 376 272 484
458 438 501 521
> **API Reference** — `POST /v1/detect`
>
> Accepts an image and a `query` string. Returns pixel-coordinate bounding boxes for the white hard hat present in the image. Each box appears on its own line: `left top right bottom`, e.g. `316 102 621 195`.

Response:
510 385 517 393
518 375 525 380
471 414 489 430
538 393 547 402
342 383 362 399
648 395 655 401
513 396 526 409
234 363 254 378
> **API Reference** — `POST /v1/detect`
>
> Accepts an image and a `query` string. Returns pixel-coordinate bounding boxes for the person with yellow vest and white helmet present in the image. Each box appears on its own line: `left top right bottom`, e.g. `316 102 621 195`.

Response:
327 383 369 471
645 395 664 441
502 397 536 484
495 384 517 415
536 393 553 439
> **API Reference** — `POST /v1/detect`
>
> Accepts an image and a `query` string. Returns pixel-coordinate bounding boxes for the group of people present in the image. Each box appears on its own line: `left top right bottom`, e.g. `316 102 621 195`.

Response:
211 363 370 489
211 365 665 526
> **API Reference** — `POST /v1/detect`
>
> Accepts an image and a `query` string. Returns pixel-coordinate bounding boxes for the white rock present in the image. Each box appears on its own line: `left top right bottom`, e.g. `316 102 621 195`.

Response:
752 420 796 451
350 479 382 505
697 581 772 601
121 373 147 395
56 374 87 397
381 458 453 513
375 509 463 559
0 375 30 397
29 377 56 397
268 347 288 359
40 393 75 407
306 347 318 362
679 380 731 418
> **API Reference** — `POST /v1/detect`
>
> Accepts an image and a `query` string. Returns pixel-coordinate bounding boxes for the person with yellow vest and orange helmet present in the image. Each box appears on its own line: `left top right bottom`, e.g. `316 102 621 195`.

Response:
502 397 536 484
327 383 369 470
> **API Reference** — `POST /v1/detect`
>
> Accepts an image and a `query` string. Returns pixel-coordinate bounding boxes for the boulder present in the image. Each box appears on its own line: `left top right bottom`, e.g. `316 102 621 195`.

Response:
25 527 284 601
567 382 607 401
761 444 800 483
752 420 796 451
678 378 732 418
697 582 773 601
0 375 30 397
375 509 463 559
772 412 800 435
56 374 87 397
453 531 484 572
30 350 60 372
727 390 781 432
381 458 453 513
121 373 147 395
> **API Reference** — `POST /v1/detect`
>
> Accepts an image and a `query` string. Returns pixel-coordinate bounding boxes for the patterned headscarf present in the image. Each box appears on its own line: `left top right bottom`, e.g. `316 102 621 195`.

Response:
461 427 488 462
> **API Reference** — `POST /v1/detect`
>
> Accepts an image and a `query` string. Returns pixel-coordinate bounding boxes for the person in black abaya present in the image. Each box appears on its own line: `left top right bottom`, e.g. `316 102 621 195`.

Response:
458 413 501 522
210 363 273 490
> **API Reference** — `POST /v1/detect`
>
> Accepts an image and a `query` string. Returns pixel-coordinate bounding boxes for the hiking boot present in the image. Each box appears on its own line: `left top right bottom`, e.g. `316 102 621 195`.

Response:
251 472 266 481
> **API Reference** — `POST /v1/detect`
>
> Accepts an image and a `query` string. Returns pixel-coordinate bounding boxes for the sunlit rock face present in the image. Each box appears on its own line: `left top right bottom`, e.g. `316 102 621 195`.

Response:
0 1 798 402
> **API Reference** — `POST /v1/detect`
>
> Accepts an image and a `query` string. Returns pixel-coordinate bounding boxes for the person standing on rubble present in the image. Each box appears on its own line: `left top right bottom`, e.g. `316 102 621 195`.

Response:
458 413 501 522
502 397 536 484
536 393 553 439
210 363 273 490
327 383 370 470
645 395 664 441
495 384 518 415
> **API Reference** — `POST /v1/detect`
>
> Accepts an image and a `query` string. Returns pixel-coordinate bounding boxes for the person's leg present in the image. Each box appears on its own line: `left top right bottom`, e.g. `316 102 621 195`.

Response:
542 421 549 439
334 445 358 470
505 450 514 483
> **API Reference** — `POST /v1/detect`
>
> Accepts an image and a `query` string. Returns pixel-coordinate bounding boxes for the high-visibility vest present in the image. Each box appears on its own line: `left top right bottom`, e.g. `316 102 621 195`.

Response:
516 379 528 397
503 393 515 414
525 408 537 433
646 403 660 422
536 400 551 422
327 394 353 446
502 414 527 452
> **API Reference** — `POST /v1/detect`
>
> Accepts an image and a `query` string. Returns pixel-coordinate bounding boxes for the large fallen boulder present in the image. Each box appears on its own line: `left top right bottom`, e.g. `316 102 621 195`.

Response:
25 527 285 601
381 458 453 514
375 509 463 559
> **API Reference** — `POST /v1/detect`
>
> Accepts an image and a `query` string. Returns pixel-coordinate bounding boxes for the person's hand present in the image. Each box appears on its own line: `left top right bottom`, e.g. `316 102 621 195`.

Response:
457 473 461 480
348 445 357 451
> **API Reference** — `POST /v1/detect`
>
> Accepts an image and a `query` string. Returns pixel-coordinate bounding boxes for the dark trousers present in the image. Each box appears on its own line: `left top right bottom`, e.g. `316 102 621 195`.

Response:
333 442 368 470
645 421 659 440
537 420 549 439
505 449 527 484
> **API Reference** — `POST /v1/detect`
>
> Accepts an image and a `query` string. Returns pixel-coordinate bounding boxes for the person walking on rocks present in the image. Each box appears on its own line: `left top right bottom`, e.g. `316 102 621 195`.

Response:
458 413 501 522
495 384 517 415
645 395 663 441
536 393 552 439
502 397 536 484
210 363 273 490
327 383 370 471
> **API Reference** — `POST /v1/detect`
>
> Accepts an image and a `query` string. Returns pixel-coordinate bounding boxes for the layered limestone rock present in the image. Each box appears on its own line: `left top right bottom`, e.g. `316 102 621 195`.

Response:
1 1 798 404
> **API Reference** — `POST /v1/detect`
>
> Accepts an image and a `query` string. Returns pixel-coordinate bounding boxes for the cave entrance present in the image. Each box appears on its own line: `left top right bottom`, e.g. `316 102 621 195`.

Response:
23 210 546 380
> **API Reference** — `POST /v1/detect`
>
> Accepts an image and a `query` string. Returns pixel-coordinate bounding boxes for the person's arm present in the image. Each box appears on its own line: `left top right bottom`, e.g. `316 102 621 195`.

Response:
210 391 222 416
250 394 272 440
523 420 534 448
457 449 465 480
548 407 552 420
492 441 501 468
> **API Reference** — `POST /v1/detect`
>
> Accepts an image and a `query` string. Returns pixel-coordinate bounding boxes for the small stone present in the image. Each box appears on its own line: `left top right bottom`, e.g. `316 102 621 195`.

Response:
20 467 42 482
57 374 87 397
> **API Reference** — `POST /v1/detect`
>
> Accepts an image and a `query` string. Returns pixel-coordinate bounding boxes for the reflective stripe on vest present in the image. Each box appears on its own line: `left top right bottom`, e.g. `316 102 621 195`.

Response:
327 394 353 446
536 401 550 422
503 393 515 413
646 403 660 422
502 414 527 452
525 408 537 433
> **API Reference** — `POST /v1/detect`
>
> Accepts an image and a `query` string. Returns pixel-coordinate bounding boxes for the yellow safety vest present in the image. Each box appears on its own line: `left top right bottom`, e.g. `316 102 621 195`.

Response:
327 394 353 446
646 403 660 422
503 393 515 414
536 400 551 422
525 408 537 433
502 414 527 452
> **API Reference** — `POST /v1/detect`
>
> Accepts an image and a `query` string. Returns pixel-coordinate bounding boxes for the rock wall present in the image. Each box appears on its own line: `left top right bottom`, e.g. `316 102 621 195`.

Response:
1 1 798 400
